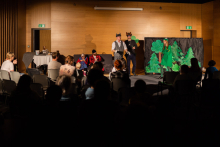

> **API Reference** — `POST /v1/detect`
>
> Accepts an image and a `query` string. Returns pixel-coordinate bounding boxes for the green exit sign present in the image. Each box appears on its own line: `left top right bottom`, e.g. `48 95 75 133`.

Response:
38 24 45 28
186 26 192 29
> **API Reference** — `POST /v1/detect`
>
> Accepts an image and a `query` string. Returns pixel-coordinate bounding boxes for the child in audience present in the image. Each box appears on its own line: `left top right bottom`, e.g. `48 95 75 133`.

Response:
204 60 218 79
59 55 75 76
1 52 17 72
56 75 72 101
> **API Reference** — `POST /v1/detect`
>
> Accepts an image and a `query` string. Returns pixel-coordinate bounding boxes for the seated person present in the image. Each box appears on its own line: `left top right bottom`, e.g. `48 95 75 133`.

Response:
89 49 102 66
75 62 84 79
112 58 127 73
85 69 103 100
56 75 73 101
77 54 88 70
173 65 192 87
59 55 75 76
188 58 202 81
1 52 17 72
204 60 218 79
110 60 130 84
48 51 62 69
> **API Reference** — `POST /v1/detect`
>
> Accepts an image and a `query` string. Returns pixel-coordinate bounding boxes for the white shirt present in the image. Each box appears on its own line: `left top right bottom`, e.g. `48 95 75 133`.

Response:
112 40 127 51
1 60 14 72
48 60 62 69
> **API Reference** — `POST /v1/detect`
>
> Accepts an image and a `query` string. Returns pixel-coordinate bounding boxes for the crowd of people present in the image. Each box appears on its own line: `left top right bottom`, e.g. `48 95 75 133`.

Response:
0 50 220 146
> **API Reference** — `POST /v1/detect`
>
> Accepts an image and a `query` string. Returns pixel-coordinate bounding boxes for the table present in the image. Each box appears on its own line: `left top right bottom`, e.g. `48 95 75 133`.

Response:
33 55 52 67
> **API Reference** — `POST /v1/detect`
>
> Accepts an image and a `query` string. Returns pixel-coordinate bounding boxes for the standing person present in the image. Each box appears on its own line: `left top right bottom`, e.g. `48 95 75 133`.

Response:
89 50 102 66
159 38 172 78
111 33 128 61
48 51 62 70
125 32 137 76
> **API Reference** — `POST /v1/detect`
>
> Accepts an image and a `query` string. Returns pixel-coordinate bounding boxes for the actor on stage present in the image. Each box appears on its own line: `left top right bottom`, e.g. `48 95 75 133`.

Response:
159 38 172 78
125 32 137 76
111 33 127 61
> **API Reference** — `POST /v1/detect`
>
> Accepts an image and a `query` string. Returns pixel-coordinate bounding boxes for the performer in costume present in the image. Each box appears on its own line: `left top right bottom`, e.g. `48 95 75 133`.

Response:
125 32 137 76
159 38 172 78
112 33 128 61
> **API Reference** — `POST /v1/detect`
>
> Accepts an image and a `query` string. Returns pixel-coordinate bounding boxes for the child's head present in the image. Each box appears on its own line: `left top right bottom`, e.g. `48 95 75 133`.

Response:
6 52 14 60
208 60 216 67
76 62 81 69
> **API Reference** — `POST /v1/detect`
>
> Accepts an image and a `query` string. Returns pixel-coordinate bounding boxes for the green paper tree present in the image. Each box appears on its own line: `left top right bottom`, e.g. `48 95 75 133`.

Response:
146 53 161 73
131 36 139 44
172 64 180 72
151 40 163 53
182 47 194 66
171 41 184 62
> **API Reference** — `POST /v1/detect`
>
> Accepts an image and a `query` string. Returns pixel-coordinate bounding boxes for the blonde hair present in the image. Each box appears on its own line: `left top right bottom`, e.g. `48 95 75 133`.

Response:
76 62 81 69
6 52 14 59
65 55 74 64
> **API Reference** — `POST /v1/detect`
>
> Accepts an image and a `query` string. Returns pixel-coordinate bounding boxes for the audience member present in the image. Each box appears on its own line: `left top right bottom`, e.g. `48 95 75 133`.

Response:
59 55 75 76
188 58 202 81
204 60 218 79
74 62 84 79
92 61 105 72
110 60 130 84
173 65 192 87
9 75 41 117
85 69 103 100
112 58 127 73
48 51 62 69
76 53 88 70
56 75 73 101
1 52 17 72
89 49 102 66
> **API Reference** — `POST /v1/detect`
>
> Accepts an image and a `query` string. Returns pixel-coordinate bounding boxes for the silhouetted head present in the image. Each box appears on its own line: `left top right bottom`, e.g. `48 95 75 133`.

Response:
208 60 216 67
93 62 103 71
46 85 62 102
87 69 103 87
56 75 72 95
180 65 189 74
134 80 146 93
17 75 32 91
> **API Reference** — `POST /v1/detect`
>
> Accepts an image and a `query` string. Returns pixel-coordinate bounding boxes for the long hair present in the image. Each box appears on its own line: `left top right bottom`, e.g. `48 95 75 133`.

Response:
190 58 201 72
163 40 169 50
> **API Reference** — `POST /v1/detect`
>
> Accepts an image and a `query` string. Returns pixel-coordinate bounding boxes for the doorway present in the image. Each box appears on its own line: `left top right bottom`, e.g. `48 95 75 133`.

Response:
31 28 51 52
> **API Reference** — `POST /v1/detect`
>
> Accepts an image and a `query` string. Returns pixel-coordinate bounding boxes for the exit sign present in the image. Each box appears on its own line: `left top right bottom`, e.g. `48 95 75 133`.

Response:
38 24 45 28
186 26 192 29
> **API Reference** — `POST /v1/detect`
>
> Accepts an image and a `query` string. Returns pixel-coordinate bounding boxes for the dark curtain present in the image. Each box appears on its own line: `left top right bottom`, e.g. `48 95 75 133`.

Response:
144 37 204 73
0 0 18 66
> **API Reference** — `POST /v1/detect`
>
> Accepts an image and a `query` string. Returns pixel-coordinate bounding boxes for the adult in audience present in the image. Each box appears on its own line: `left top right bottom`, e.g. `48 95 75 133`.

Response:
48 51 62 69
188 58 202 81
112 58 127 73
89 49 102 66
56 75 73 101
59 55 75 76
110 60 130 84
9 75 41 117
92 61 105 72
77 53 88 70
173 65 192 87
1 52 17 72
204 60 218 79
111 33 128 61
85 69 103 100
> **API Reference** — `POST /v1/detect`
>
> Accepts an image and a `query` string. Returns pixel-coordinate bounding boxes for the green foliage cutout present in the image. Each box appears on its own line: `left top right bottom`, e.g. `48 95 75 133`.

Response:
151 40 163 53
131 36 139 44
182 47 194 66
146 53 161 73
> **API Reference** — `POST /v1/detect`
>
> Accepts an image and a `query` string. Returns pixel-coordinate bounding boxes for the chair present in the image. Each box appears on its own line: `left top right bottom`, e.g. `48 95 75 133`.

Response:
27 68 40 78
2 80 16 104
0 70 10 80
10 71 21 84
111 78 131 92
48 69 59 82
33 75 50 91
30 83 44 100
213 71 220 80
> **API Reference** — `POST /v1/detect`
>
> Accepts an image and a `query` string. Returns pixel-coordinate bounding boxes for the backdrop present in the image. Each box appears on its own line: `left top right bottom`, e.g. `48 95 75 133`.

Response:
144 38 204 74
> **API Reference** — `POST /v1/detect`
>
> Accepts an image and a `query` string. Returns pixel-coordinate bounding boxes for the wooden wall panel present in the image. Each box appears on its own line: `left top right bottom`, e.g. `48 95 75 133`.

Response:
0 0 18 66
180 31 191 38
40 30 51 52
180 4 202 37
26 0 51 52
202 1 213 67
18 0 26 72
